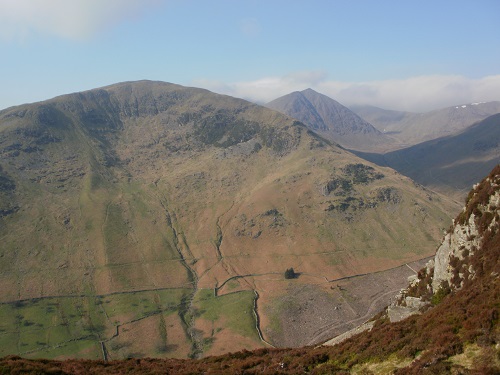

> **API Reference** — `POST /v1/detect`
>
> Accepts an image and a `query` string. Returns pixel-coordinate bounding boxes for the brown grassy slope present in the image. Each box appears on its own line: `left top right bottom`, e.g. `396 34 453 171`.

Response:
0 81 458 358
1 165 498 373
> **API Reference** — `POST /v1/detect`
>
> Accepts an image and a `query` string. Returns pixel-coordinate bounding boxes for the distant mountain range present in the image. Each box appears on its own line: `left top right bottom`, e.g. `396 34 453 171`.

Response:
351 113 500 200
0 80 456 360
265 89 500 201
350 101 500 146
266 89 397 152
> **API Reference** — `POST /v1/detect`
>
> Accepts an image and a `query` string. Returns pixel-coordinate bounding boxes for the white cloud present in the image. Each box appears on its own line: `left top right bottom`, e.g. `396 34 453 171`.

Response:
0 0 162 41
193 70 330 105
194 73 500 112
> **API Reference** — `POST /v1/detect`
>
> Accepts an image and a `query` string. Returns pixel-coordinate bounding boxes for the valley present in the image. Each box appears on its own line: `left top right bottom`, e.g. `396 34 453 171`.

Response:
2 164 499 373
0 256 428 360
2 2 499 372
350 101 500 146
351 113 500 201
0 81 460 359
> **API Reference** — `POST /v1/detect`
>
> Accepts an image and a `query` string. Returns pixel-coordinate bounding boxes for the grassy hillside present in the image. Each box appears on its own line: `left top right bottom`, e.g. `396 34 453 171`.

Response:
0 81 458 359
2 165 497 374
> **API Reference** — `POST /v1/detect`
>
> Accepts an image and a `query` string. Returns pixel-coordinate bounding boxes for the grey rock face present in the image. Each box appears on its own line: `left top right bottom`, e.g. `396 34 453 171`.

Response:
388 296 428 323
388 177 500 323
432 188 499 292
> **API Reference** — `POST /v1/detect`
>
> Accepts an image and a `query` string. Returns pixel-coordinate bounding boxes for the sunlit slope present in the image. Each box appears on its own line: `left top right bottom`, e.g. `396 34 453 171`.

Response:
0 98 190 300
0 81 458 358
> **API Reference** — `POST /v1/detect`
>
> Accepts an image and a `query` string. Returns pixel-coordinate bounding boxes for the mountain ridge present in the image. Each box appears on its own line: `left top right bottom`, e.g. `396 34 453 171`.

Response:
351 101 500 146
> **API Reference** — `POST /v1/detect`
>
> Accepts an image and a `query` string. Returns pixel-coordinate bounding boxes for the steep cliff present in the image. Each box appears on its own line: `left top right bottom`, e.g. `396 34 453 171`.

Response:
388 165 500 324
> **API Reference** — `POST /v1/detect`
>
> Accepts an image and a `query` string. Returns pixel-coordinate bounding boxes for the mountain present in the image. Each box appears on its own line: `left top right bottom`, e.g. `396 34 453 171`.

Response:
0 81 457 360
2 165 498 374
352 113 500 201
351 101 500 147
266 89 397 152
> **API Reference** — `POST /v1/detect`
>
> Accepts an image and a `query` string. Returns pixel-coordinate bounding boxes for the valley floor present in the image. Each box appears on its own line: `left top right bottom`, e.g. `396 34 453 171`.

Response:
0 256 430 360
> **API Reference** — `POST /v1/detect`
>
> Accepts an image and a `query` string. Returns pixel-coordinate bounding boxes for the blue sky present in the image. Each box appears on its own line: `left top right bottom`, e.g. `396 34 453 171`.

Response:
1 0 500 112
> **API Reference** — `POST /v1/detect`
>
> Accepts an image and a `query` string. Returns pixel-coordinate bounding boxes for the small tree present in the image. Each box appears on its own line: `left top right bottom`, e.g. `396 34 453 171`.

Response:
284 268 296 279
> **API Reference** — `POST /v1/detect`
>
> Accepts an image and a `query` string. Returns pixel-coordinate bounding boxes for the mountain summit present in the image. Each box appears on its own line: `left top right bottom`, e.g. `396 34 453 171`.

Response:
266 89 396 152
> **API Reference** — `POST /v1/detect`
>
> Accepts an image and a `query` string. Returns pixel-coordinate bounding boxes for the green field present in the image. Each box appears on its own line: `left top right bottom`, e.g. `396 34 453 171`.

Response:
0 288 191 359
192 289 259 339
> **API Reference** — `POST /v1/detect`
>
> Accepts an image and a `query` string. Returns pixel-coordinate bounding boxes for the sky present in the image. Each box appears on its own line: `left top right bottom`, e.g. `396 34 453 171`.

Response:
1 0 500 112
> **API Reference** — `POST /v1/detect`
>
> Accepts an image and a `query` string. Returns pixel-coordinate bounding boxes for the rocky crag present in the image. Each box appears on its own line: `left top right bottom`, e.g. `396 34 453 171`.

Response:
389 165 500 323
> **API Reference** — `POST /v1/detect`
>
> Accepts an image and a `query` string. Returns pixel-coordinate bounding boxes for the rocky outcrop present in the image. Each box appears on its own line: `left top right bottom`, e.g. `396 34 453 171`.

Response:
387 165 500 322
430 212 479 293
387 295 427 323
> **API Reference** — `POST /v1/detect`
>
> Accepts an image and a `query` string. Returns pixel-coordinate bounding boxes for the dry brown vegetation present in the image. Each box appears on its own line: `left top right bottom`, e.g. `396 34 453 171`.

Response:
1 165 498 374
